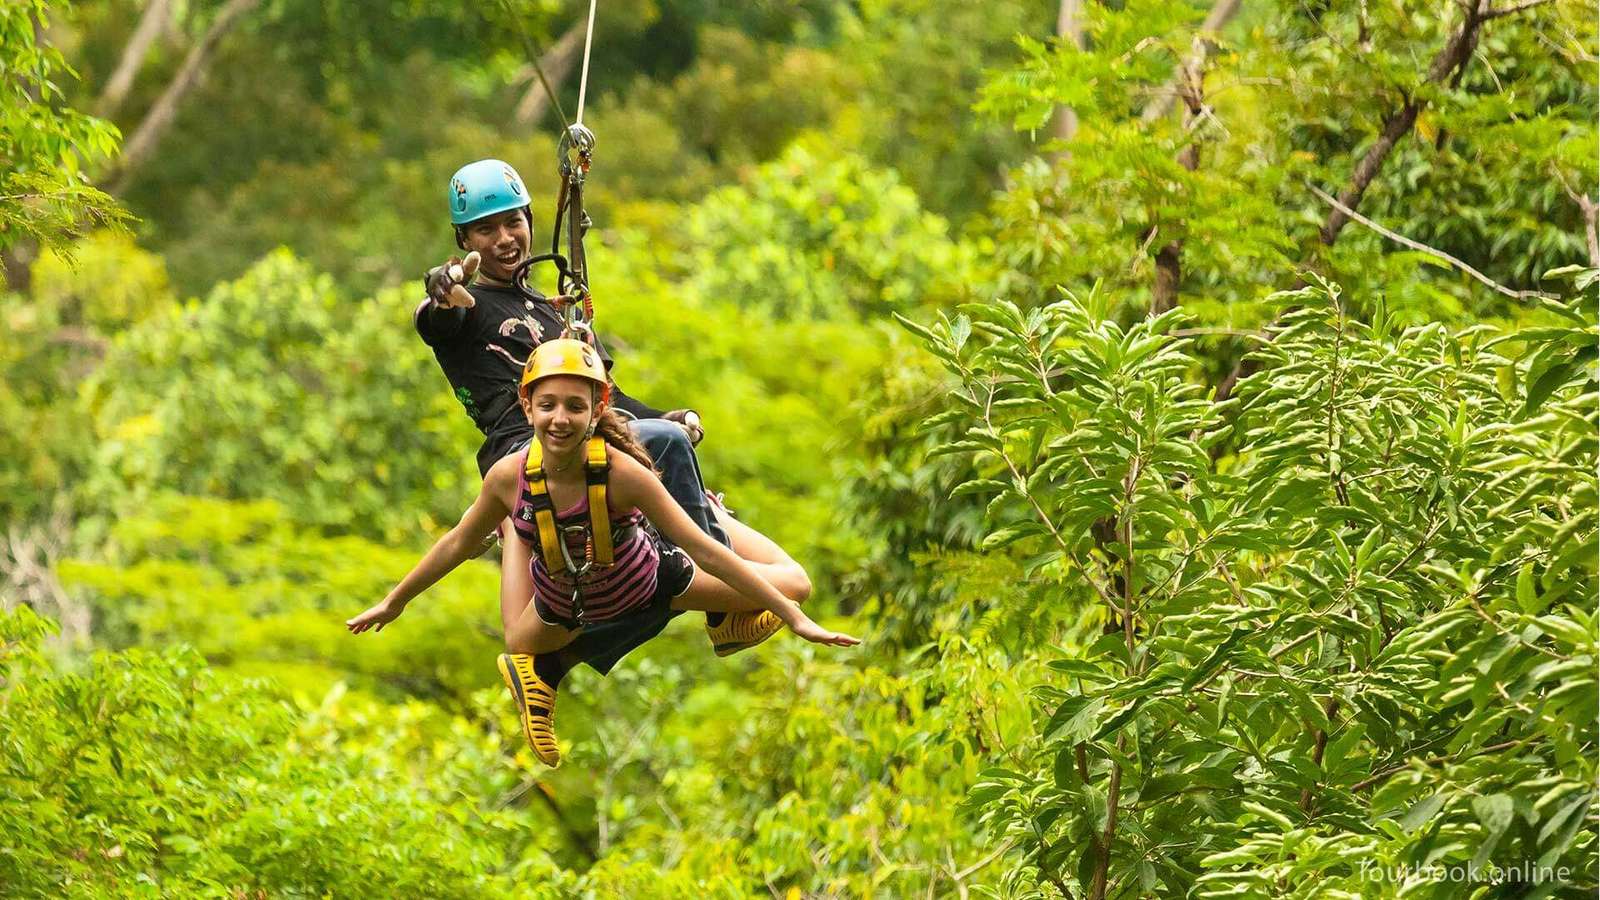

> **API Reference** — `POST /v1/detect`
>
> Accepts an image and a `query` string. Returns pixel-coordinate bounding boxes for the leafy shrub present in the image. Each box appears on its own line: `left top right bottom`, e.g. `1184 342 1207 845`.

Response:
81 250 480 540
905 276 1598 897
0 605 574 897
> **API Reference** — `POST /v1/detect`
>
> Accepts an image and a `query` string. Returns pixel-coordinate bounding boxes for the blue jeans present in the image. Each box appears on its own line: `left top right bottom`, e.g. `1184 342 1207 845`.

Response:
629 418 730 549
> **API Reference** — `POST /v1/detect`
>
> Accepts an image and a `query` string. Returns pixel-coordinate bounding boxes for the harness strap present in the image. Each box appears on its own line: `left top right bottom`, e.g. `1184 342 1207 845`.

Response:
585 436 613 566
523 442 565 573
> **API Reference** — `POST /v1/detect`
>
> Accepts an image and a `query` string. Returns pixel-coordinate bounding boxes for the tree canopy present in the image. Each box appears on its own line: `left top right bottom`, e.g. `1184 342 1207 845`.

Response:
2 0 1595 896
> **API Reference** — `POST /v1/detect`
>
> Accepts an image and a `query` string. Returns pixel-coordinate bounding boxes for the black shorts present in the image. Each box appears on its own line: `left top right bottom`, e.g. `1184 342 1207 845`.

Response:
531 538 700 637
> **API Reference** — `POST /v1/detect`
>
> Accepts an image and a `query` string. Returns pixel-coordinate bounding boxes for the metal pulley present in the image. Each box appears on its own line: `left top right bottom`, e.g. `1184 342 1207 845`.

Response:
558 124 595 182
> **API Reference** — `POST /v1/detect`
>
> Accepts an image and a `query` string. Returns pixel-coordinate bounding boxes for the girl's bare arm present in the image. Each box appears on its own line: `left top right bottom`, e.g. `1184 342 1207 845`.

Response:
348 455 517 633
609 453 857 647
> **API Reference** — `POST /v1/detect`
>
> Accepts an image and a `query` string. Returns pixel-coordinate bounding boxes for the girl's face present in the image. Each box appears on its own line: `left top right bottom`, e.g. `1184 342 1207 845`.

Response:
524 375 597 457
461 208 531 282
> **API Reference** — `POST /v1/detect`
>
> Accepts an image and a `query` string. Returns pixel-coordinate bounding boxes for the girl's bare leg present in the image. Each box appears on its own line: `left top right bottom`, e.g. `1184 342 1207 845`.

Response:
712 505 812 602
504 594 582 655
671 513 812 613
498 519 535 634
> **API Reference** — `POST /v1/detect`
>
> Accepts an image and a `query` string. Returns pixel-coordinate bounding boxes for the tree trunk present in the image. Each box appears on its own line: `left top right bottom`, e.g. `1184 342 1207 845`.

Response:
96 0 175 119
1318 1 1486 245
1140 0 1240 123
104 0 262 195
1151 53 1205 313
1050 0 1085 152
512 21 587 127
0 244 37 294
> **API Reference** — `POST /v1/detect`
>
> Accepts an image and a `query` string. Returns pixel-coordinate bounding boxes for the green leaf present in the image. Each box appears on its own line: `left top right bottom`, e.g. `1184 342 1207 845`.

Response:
1472 793 1515 838
982 523 1045 550
1044 695 1106 744
1183 629 1248 690
1401 793 1449 833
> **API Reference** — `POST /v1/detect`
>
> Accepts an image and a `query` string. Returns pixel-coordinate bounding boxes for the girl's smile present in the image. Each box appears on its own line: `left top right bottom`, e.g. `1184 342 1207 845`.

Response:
526 374 599 467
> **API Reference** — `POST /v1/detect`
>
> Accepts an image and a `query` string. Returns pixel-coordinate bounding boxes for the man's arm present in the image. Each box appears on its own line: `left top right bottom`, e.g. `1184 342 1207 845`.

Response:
608 381 666 420
414 297 469 346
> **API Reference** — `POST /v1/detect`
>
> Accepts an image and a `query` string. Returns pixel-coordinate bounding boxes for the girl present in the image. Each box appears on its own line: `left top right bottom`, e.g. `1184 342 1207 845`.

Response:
347 338 859 765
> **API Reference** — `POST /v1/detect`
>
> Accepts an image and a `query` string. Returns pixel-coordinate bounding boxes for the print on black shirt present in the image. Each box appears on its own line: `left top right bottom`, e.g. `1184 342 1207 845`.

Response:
414 282 664 475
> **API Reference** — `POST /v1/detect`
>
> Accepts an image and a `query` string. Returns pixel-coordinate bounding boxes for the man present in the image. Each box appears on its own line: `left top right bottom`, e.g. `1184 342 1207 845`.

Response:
416 159 781 764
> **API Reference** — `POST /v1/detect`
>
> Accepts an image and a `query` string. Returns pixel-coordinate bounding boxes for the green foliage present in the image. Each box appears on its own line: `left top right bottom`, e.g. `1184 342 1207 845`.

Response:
681 139 980 320
591 26 857 210
82 250 480 539
837 0 1045 221
975 0 1597 325
0 604 574 898
907 277 1598 897
581 220 892 583
57 495 501 703
0 231 173 523
0 1 126 267
11 1 1597 895
29 230 174 333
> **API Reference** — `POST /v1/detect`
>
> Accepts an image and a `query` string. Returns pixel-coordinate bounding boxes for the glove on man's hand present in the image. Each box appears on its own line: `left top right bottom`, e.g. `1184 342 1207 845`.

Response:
423 251 481 309
662 409 704 446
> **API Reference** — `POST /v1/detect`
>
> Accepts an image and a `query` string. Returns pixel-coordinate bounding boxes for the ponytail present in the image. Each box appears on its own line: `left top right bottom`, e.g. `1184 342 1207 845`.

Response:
595 408 658 475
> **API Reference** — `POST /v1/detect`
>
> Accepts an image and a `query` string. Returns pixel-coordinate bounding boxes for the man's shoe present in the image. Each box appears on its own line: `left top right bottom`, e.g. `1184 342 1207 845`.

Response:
707 610 783 657
498 653 560 767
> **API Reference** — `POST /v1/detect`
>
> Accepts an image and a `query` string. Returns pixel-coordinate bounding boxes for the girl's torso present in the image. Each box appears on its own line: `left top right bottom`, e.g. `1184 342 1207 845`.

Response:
511 446 660 626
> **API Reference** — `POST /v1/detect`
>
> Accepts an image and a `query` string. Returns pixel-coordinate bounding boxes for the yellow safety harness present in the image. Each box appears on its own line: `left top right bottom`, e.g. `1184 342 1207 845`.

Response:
519 435 615 575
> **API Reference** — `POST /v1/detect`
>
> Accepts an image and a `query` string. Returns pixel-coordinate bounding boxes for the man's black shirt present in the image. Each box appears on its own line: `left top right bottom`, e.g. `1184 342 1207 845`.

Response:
414 281 664 475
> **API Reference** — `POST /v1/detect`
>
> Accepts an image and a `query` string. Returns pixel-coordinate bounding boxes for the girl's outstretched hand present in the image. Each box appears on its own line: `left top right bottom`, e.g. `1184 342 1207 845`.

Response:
346 598 407 634
789 616 860 648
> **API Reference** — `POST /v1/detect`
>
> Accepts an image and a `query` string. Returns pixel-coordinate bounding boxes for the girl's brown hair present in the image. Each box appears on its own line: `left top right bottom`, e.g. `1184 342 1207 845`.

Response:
593 407 658 475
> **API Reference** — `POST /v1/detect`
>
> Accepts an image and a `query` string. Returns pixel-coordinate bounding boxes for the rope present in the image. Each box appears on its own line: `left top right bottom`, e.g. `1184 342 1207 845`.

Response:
498 0 602 339
575 0 598 125
498 0 573 132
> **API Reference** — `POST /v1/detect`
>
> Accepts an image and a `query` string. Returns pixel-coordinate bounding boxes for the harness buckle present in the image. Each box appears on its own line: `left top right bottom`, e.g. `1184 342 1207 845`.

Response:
556 522 597 627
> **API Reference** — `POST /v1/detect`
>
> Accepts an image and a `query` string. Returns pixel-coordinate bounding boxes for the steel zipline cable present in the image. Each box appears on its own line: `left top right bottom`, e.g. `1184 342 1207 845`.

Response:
496 0 603 340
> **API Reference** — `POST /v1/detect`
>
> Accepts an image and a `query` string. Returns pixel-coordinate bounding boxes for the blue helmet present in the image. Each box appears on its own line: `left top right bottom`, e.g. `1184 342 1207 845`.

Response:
448 159 530 225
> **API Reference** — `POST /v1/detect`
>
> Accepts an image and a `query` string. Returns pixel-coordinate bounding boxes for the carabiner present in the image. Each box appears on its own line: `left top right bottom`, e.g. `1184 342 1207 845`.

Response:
558 124 595 181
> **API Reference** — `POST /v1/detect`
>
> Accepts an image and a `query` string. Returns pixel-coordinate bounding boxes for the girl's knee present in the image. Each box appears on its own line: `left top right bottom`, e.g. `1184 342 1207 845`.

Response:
785 564 813 603
505 622 543 655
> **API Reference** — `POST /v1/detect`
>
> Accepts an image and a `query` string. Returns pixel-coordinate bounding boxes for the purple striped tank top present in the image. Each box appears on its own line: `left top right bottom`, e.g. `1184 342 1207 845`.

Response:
513 450 660 625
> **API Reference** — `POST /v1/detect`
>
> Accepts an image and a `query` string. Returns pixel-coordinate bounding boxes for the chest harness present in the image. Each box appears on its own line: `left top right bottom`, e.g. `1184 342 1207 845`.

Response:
517 435 619 627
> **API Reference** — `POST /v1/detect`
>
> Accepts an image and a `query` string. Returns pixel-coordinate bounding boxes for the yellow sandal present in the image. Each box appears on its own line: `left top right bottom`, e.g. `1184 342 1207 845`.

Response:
497 653 561 767
707 610 783 657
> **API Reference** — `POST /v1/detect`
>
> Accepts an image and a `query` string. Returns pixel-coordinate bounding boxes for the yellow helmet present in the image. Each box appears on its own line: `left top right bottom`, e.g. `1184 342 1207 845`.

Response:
520 338 609 403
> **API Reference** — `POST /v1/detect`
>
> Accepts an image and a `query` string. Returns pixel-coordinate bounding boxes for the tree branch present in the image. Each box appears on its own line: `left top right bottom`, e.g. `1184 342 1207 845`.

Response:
1307 182 1558 299
104 0 262 194
1482 0 1556 20
1212 0 1562 405
1317 1 1488 246
1140 0 1242 123
512 20 586 127
96 0 175 119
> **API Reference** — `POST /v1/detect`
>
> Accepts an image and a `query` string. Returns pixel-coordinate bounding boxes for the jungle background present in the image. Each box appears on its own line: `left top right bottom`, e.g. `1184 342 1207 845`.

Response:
2 0 1597 896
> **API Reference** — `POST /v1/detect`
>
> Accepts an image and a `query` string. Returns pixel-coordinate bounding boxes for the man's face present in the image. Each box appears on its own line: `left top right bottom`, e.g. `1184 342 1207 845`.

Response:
461 209 531 282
